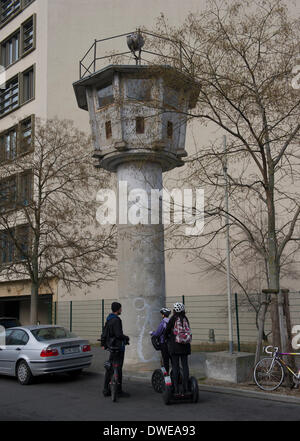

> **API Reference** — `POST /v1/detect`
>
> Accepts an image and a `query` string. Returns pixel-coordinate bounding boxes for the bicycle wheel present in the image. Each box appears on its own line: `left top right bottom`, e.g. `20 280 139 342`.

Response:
254 357 284 391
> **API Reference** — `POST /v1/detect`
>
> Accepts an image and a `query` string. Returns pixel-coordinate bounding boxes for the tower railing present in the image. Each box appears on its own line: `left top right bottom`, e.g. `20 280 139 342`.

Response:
79 30 184 80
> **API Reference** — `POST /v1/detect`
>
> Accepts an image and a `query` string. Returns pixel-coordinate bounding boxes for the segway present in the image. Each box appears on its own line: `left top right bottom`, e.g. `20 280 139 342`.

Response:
162 371 199 405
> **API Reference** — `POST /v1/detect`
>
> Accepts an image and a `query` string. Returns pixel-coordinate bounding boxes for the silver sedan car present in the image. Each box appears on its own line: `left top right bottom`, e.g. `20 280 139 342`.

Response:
0 325 93 385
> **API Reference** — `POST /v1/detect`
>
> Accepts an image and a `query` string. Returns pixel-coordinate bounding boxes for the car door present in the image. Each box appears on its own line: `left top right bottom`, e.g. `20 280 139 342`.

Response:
4 329 29 375
0 329 14 374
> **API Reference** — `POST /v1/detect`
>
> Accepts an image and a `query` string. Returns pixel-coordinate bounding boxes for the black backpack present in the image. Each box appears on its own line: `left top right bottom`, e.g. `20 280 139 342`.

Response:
151 335 161 351
100 320 120 350
100 322 109 349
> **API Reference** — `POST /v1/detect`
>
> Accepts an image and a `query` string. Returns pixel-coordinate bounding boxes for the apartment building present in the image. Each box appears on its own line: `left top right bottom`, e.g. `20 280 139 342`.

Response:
0 0 247 325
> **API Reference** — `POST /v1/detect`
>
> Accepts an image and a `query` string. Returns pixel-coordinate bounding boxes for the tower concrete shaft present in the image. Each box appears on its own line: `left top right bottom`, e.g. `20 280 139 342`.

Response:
117 162 164 368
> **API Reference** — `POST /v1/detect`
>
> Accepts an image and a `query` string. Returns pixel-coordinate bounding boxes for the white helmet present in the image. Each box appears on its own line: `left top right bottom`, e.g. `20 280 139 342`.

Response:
173 302 185 313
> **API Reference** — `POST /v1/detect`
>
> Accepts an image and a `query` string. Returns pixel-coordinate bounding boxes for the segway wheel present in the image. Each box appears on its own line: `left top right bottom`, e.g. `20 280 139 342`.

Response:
190 377 199 403
163 385 172 405
111 382 117 403
151 369 165 393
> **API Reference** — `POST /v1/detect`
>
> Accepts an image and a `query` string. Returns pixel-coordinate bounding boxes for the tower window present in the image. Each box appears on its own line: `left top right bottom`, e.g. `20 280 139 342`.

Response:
127 79 152 101
97 84 114 108
105 121 112 139
167 121 173 139
136 117 145 134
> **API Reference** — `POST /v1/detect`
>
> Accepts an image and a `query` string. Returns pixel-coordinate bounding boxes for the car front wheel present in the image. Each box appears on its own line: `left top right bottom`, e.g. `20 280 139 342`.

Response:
16 360 33 385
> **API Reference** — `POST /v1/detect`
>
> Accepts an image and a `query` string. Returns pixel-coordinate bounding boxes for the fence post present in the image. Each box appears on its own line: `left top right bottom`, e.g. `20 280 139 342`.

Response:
102 299 105 331
234 293 241 352
70 301 73 332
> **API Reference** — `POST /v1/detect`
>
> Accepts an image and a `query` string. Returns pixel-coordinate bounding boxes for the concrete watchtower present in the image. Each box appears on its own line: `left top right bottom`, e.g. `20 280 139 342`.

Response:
73 40 200 369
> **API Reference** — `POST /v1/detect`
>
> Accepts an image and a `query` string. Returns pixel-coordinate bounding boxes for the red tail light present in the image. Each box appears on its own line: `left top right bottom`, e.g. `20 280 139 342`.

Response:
82 345 91 352
40 348 59 357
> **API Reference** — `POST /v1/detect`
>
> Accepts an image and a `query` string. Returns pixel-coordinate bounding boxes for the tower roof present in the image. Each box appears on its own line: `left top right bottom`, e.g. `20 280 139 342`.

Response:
73 64 200 111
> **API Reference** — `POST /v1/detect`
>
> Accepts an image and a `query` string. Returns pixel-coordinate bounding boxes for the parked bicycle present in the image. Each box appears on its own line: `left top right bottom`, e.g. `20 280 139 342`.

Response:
254 345 300 391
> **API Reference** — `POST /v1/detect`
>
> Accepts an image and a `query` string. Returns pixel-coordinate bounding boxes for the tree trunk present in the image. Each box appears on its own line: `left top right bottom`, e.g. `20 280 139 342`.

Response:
270 295 281 348
30 282 39 325
255 290 270 365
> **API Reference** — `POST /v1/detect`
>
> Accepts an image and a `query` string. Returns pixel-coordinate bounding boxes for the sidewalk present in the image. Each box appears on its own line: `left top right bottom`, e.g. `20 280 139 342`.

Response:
89 347 300 405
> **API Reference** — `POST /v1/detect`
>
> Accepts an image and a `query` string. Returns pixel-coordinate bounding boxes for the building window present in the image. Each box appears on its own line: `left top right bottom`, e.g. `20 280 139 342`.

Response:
0 175 17 211
0 0 35 27
19 117 32 154
136 117 145 134
0 171 32 212
15 224 29 261
0 14 36 66
0 229 15 264
0 127 17 162
0 66 35 117
0 0 21 25
0 115 34 162
21 15 35 55
1 31 19 67
167 121 173 139
22 67 34 103
97 84 114 108
0 224 30 265
19 171 32 206
105 121 112 139
0 76 18 115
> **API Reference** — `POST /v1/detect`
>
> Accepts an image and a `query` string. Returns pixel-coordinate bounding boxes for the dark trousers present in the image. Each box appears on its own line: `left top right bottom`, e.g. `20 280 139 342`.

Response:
103 351 125 392
171 354 189 393
160 342 170 373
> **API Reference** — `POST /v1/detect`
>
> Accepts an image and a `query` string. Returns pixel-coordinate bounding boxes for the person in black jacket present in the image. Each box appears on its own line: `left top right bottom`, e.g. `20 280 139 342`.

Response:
101 302 130 397
164 302 191 395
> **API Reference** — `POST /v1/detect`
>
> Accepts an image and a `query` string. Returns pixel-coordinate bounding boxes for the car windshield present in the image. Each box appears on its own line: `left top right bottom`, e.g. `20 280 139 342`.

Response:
31 327 77 342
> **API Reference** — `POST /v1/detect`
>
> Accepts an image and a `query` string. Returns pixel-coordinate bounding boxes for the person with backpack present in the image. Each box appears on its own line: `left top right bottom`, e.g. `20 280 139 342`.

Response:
150 307 171 373
164 302 192 396
100 302 130 398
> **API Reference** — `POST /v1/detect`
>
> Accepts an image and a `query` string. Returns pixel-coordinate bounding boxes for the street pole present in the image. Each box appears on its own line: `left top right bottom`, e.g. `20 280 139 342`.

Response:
223 135 234 354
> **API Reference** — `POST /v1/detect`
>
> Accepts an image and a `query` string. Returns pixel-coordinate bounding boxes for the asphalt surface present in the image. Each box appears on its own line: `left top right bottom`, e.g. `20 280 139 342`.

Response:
1 370 300 421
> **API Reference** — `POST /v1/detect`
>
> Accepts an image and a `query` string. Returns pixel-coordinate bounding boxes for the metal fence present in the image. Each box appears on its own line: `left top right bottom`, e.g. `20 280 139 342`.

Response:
52 292 300 345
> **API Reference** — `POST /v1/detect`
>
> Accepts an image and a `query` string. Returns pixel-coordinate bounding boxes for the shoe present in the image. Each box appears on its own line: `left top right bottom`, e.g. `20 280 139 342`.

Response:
103 390 111 397
117 391 130 398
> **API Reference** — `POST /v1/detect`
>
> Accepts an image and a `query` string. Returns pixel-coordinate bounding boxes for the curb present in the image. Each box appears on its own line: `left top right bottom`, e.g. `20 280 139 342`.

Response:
198 384 300 405
122 371 300 405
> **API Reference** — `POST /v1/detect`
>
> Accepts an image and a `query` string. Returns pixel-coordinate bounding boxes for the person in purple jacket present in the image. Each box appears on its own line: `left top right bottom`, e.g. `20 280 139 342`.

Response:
150 308 171 373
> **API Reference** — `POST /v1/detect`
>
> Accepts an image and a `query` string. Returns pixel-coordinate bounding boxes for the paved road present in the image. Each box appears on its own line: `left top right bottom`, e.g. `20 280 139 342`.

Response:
0 371 300 421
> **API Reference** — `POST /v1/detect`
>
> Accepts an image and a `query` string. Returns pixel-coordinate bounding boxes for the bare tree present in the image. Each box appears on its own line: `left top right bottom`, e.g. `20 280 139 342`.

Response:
145 0 300 353
0 118 116 324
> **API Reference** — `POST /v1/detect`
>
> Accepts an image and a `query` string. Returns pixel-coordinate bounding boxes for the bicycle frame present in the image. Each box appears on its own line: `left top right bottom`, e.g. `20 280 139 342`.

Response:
265 346 300 380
